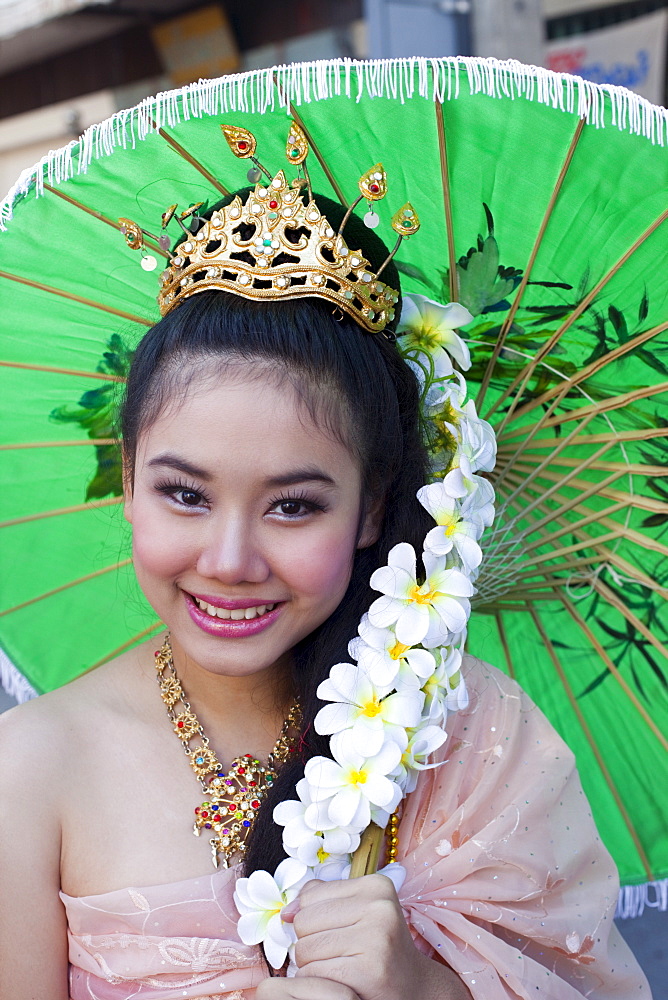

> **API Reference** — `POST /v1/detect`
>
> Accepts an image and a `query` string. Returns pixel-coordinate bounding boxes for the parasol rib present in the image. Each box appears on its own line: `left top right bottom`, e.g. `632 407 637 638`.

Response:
508 319 668 424
493 612 514 679
151 121 230 197
500 380 668 441
510 455 668 477
490 207 668 429
83 621 164 672
0 270 153 327
527 602 655 881
511 535 625 574
477 117 585 412
434 101 458 303
496 425 668 451
0 361 126 382
559 592 668 752
43 184 168 256
497 500 627 559
0 439 119 450
0 559 132 618
493 384 594 494
0 496 122 529
508 464 668 514
491 474 668 599
593 578 668 665
285 102 348 208
495 415 600 507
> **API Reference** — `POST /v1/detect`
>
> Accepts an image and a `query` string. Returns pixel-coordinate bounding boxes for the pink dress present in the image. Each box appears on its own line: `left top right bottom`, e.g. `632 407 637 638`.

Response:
61 658 651 999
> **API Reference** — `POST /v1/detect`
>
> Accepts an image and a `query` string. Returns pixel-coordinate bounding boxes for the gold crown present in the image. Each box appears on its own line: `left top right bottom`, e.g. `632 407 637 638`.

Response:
121 123 420 334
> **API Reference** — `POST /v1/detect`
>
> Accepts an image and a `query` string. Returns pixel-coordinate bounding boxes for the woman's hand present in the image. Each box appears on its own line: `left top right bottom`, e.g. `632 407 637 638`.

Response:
282 874 471 1000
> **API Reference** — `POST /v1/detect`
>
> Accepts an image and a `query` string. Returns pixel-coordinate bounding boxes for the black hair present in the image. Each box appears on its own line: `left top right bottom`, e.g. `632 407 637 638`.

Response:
120 190 432 880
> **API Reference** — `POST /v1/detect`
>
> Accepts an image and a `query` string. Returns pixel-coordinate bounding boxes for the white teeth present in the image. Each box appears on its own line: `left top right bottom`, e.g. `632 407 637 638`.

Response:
194 598 278 620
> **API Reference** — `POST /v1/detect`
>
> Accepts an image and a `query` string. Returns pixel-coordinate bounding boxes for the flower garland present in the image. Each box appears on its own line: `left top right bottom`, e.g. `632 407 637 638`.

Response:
233 293 497 969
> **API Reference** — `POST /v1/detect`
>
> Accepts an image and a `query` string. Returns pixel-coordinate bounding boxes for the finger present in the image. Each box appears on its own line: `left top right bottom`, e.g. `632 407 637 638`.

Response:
280 898 300 924
294 892 403 942
298 872 398 909
255 975 360 999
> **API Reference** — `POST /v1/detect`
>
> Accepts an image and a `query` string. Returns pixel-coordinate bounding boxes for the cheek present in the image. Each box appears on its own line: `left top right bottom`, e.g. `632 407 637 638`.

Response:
130 506 191 578
282 523 359 603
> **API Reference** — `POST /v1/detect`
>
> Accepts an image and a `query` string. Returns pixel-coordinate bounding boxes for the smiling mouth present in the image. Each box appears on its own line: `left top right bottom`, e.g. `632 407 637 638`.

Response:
192 597 278 621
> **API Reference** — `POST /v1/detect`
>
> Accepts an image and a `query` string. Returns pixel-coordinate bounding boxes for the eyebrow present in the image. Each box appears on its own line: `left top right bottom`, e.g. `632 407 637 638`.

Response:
147 453 337 489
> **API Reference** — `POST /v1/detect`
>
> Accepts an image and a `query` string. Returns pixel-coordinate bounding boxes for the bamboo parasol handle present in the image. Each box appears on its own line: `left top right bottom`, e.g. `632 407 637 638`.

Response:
349 823 385 878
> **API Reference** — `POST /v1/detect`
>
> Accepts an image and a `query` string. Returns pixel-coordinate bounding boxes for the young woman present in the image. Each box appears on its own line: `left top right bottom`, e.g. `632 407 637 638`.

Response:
0 187 650 999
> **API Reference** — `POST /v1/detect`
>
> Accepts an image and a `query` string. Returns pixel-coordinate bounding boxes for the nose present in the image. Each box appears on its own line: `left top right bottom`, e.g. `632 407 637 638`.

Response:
195 512 271 586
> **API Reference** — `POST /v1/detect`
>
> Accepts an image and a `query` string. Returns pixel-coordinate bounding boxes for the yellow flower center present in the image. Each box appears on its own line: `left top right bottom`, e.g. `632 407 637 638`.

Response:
361 697 383 718
389 640 410 660
349 769 368 785
409 584 437 605
317 845 330 864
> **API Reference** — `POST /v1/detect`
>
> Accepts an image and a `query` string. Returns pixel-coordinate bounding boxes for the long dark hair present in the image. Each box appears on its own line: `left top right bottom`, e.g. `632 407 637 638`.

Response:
120 193 432 879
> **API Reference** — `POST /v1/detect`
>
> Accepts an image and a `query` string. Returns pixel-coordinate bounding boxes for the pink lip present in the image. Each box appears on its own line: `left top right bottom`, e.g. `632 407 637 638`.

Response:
185 593 283 637
188 592 280 610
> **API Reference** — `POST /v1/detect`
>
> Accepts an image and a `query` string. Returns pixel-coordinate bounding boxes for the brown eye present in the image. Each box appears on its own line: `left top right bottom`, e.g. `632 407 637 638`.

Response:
279 501 303 515
180 490 201 506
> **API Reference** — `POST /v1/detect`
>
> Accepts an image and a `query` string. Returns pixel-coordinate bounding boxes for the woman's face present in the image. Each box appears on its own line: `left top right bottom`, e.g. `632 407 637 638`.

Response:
125 367 377 680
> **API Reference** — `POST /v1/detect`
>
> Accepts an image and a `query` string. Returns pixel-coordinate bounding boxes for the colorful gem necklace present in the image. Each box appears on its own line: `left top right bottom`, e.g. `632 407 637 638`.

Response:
155 636 302 869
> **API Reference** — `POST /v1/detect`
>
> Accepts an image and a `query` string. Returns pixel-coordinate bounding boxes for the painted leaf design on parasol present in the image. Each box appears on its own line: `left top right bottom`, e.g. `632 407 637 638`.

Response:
50 334 131 500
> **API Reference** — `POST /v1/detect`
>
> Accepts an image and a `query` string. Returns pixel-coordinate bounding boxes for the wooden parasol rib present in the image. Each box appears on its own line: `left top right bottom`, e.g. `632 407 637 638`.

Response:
477 117 585 411
486 206 668 427
43 183 168 256
0 496 123 529
496 424 668 452
0 361 126 382
434 101 458 303
0 439 119 450
558 592 668 753
152 121 230 197
499 380 668 441
508 319 668 425
83 621 164 672
527 602 655 881
0 270 153 327
0 559 132 618
593 577 668 665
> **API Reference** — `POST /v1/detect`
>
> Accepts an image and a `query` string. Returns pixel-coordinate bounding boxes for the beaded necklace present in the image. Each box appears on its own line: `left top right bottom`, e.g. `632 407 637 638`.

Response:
155 636 301 868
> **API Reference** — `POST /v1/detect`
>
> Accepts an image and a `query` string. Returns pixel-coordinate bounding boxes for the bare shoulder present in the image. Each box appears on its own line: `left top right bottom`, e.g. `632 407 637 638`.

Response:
0 644 150 793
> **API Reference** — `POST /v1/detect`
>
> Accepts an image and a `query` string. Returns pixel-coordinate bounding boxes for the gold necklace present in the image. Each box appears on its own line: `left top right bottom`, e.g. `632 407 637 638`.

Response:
155 636 301 869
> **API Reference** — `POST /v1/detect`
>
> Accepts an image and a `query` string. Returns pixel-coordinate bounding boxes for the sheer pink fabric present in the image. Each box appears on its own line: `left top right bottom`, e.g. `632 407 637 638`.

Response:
61 658 650 999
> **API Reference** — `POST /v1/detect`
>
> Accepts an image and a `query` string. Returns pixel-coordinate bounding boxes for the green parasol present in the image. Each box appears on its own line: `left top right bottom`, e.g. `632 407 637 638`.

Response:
1 57 666 909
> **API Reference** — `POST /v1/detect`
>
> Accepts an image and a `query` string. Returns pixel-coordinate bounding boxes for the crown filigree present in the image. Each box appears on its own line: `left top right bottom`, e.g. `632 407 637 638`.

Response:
158 171 401 332
121 123 420 334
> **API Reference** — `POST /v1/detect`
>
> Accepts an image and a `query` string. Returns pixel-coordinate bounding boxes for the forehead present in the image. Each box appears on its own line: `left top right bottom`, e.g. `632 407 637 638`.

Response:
135 369 359 479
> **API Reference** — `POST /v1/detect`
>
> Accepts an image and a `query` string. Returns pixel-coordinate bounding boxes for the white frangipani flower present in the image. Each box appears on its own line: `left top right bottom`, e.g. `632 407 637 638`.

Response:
369 542 474 647
350 615 436 689
315 662 424 755
456 399 497 472
273 781 360 865
390 725 448 793
418 483 486 573
422 646 466 723
234 858 310 969
441 457 496 520
304 733 402 830
397 293 473 370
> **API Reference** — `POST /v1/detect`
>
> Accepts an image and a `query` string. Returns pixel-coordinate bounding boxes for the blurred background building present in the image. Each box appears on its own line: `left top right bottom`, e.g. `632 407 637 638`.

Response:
0 0 666 992
1 0 667 194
